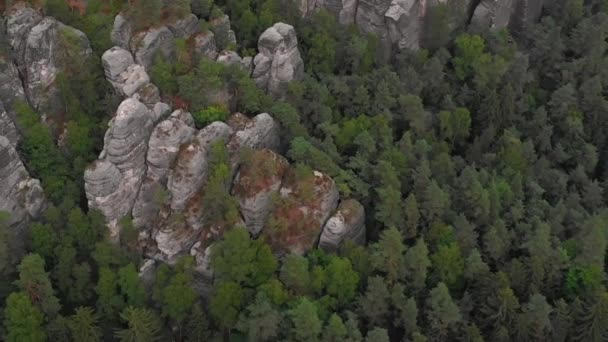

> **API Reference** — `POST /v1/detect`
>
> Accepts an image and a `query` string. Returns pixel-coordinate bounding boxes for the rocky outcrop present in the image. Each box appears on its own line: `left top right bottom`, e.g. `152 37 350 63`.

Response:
85 98 155 238
132 110 196 227
6 4 92 119
252 23 304 98
299 0 545 52
167 122 233 210
110 13 132 50
0 102 19 147
262 168 340 255
101 47 163 108
130 26 176 71
5 2 42 63
233 149 289 237
166 13 200 39
319 199 366 252
193 31 219 60
0 135 46 247
471 0 514 29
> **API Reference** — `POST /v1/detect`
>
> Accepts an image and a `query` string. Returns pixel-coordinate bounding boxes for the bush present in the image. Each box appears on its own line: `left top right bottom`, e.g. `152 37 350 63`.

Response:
193 105 230 128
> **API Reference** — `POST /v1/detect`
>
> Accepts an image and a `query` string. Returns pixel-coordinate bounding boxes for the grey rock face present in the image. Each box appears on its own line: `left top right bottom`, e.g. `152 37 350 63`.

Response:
102 46 135 82
138 259 157 290
227 113 281 178
167 122 233 210
167 14 200 38
233 149 289 236
471 0 514 29
319 199 366 252
85 98 154 238
193 31 219 60
0 135 46 240
130 26 176 71
110 13 132 49
132 110 196 227
5 2 43 62
252 23 304 98
0 102 19 147
9 14 92 119
0 55 27 132
104 99 154 171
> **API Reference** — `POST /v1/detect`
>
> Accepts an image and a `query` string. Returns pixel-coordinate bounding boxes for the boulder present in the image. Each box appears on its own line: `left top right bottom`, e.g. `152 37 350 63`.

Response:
132 110 196 227
319 199 366 252
262 168 340 255
216 50 242 67
253 23 304 98
233 149 289 236
21 16 92 118
167 13 200 38
130 26 176 71
167 122 233 210
102 46 135 82
0 135 46 251
193 31 219 60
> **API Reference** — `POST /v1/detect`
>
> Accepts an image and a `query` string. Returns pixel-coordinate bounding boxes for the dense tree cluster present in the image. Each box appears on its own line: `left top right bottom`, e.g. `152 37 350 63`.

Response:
2 0 608 341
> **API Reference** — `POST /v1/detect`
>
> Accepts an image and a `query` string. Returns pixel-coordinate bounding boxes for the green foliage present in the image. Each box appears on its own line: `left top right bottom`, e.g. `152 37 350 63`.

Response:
68 307 101 342
212 227 278 287
3 292 46 342
115 307 162 342
193 105 230 128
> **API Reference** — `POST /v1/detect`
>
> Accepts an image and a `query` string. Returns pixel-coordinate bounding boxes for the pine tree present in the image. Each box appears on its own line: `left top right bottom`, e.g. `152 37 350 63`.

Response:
115 306 162 342
3 292 46 342
68 307 102 342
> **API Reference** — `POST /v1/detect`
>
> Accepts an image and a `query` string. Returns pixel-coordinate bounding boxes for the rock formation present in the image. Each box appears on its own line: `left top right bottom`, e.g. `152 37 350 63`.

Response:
5 3 92 119
252 23 305 98
0 135 46 250
131 110 196 228
102 46 163 107
193 31 219 60
299 0 546 52
319 199 366 252
84 98 154 238
233 149 290 237
262 168 340 255
167 122 233 211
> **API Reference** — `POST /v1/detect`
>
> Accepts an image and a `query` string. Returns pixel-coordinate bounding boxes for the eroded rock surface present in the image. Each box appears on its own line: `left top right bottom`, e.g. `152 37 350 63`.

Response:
85 98 154 237
167 122 233 210
132 110 196 227
0 135 46 249
233 149 289 237
6 4 92 119
193 31 219 60
130 26 176 71
319 199 366 252
252 23 304 98
262 168 340 255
